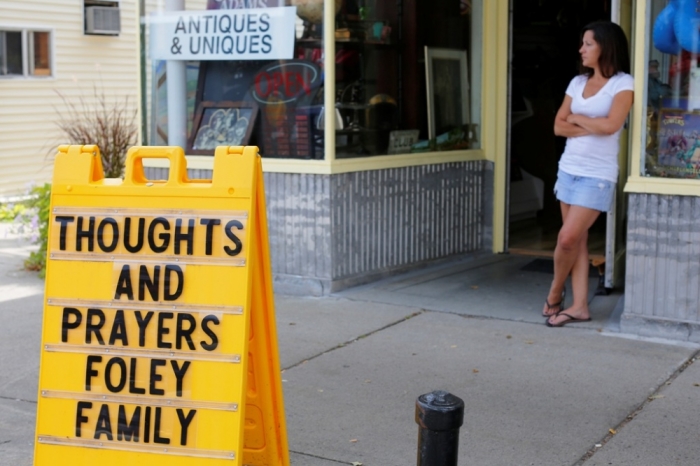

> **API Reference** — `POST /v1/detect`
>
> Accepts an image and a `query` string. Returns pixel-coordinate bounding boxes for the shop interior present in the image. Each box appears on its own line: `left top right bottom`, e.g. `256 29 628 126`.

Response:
182 0 478 159
507 0 612 259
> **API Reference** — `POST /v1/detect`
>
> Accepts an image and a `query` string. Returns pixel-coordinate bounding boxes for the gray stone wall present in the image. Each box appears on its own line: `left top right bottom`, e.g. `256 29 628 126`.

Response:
622 193 700 341
145 161 489 295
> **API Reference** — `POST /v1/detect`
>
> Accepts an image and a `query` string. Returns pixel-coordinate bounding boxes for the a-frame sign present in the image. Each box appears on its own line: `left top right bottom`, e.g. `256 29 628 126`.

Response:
34 145 289 466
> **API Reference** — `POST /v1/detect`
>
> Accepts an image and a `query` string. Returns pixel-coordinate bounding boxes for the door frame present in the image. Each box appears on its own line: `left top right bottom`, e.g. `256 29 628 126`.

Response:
499 0 635 289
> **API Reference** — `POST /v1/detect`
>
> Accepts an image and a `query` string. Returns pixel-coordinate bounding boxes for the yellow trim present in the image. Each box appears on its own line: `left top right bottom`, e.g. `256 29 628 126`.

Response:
624 176 700 196
627 0 646 184
483 0 509 253
143 150 487 175
323 0 336 162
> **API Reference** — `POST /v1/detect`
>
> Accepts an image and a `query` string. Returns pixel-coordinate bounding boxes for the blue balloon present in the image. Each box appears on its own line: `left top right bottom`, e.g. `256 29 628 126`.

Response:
652 0 681 54
675 0 700 53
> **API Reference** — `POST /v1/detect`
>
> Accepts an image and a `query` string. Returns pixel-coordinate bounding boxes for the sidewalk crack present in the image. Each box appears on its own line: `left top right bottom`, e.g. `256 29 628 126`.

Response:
575 349 700 465
282 310 424 371
289 449 349 464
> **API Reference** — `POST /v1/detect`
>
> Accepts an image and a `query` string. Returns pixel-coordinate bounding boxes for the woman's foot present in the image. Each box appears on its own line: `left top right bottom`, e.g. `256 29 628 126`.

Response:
546 308 591 327
542 287 566 317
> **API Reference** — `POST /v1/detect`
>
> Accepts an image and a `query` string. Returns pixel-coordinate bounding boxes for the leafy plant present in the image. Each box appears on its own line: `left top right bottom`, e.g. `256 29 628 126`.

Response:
0 202 27 222
55 86 138 178
23 183 52 278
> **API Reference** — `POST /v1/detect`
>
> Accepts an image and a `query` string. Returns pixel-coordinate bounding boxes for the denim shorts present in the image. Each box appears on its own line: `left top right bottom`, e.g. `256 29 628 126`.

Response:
553 170 615 212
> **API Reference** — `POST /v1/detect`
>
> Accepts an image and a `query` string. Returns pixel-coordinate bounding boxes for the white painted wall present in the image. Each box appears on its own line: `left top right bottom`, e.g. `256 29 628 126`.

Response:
0 0 141 196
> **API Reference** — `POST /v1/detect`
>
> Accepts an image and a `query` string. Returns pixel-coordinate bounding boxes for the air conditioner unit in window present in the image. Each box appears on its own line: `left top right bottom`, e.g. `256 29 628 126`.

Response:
85 6 121 35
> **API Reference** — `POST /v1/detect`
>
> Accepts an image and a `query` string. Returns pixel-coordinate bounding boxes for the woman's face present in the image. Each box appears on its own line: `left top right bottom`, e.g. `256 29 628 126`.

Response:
579 30 601 69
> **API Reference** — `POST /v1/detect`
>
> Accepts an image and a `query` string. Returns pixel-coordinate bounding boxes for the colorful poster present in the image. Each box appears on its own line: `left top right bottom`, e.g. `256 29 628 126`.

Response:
651 110 700 179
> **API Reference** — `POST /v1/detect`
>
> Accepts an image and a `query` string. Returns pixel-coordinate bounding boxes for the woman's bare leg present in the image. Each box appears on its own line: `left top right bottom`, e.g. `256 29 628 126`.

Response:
542 203 600 317
548 230 591 325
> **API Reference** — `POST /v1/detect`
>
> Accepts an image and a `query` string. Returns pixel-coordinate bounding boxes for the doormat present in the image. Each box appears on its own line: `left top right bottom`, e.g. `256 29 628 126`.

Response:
520 258 598 277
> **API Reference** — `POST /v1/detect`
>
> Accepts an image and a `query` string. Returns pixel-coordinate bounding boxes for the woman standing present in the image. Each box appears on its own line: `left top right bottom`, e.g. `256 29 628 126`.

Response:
543 21 634 327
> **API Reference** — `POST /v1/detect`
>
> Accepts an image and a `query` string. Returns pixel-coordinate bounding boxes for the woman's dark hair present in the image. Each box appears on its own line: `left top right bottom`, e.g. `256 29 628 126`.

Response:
580 21 630 78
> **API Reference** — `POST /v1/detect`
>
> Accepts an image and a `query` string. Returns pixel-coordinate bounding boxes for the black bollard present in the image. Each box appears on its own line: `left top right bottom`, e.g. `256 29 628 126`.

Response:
415 390 464 466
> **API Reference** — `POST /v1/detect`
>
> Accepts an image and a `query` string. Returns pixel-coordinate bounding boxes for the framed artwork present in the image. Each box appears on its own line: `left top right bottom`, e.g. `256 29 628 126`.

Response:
188 101 258 155
424 47 470 139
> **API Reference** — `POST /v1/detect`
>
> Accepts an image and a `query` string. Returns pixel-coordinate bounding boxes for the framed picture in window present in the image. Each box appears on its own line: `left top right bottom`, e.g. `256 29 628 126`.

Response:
188 101 258 155
424 47 470 139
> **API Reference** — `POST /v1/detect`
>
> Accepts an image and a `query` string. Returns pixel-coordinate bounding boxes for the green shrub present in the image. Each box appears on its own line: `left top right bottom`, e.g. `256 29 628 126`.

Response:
23 183 51 278
0 202 27 222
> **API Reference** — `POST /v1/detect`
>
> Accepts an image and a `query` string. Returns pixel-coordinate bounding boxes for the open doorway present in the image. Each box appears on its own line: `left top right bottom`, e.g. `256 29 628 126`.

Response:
507 0 611 261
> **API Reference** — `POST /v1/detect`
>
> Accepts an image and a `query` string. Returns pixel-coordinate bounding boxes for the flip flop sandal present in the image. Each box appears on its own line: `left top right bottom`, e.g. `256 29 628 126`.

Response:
542 287 566 317
546 311 591 328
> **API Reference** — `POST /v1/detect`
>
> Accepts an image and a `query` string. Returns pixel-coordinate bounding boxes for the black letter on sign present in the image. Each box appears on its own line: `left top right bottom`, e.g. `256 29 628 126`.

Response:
157 312 173 349
138 265 160 301
174 218 194 255
61 307 82 342
223 219 243 256
114 264 134 300
55 216 75 251
148 217 171 253
124 217 145 253
171 360 191 397
153 407 171 445
134 311 154 347
144 406 152 443
176 313 196 350
75 401 92 437
86 309 106 345
117 405 141 442
85 355 102 391
97 217 119 252
200 315 220 351
176 409 197 446
109 310 128 346
199 218 220 255
149 359 167 395
163 265 184 301
105 357 127 393
94 404 114 440
76 216 95 252
129 358 146 395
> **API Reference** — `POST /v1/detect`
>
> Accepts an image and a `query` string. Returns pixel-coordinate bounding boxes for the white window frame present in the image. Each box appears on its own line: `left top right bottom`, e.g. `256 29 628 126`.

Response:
0 26 54 79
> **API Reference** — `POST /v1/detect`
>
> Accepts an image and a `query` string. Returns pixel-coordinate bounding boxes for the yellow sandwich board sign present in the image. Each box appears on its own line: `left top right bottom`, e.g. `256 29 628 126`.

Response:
34 145 289 466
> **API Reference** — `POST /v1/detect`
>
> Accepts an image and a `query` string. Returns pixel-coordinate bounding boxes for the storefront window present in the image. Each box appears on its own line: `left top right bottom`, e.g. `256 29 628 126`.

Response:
333 0 482 157
644 0 700 179
147 0 482 159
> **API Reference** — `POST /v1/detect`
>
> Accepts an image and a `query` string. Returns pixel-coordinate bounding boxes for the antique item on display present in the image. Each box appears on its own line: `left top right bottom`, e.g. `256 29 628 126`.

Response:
291 0 343 23
188 101 258 155
387 129 419 154
424 47 470 139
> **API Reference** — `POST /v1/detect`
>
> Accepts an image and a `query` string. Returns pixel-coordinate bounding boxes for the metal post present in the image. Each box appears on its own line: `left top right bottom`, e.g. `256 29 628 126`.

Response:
415 390 464 466
165 0 187 149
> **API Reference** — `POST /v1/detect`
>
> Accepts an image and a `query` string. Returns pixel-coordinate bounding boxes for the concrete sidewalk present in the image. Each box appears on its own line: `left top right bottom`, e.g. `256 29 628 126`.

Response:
1 223 699 465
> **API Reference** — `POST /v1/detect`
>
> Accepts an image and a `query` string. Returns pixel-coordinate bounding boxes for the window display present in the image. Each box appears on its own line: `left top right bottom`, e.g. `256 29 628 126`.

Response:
644 0 700 179
148 0 482 159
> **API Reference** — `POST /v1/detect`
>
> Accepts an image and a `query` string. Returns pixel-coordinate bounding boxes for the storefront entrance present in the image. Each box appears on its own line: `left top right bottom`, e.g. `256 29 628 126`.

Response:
505 0 630 289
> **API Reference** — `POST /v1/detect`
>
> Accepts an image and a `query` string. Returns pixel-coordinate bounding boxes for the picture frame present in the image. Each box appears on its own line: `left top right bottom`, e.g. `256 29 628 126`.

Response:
387 129 420 154
187 101 258 155
424 47 470 139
